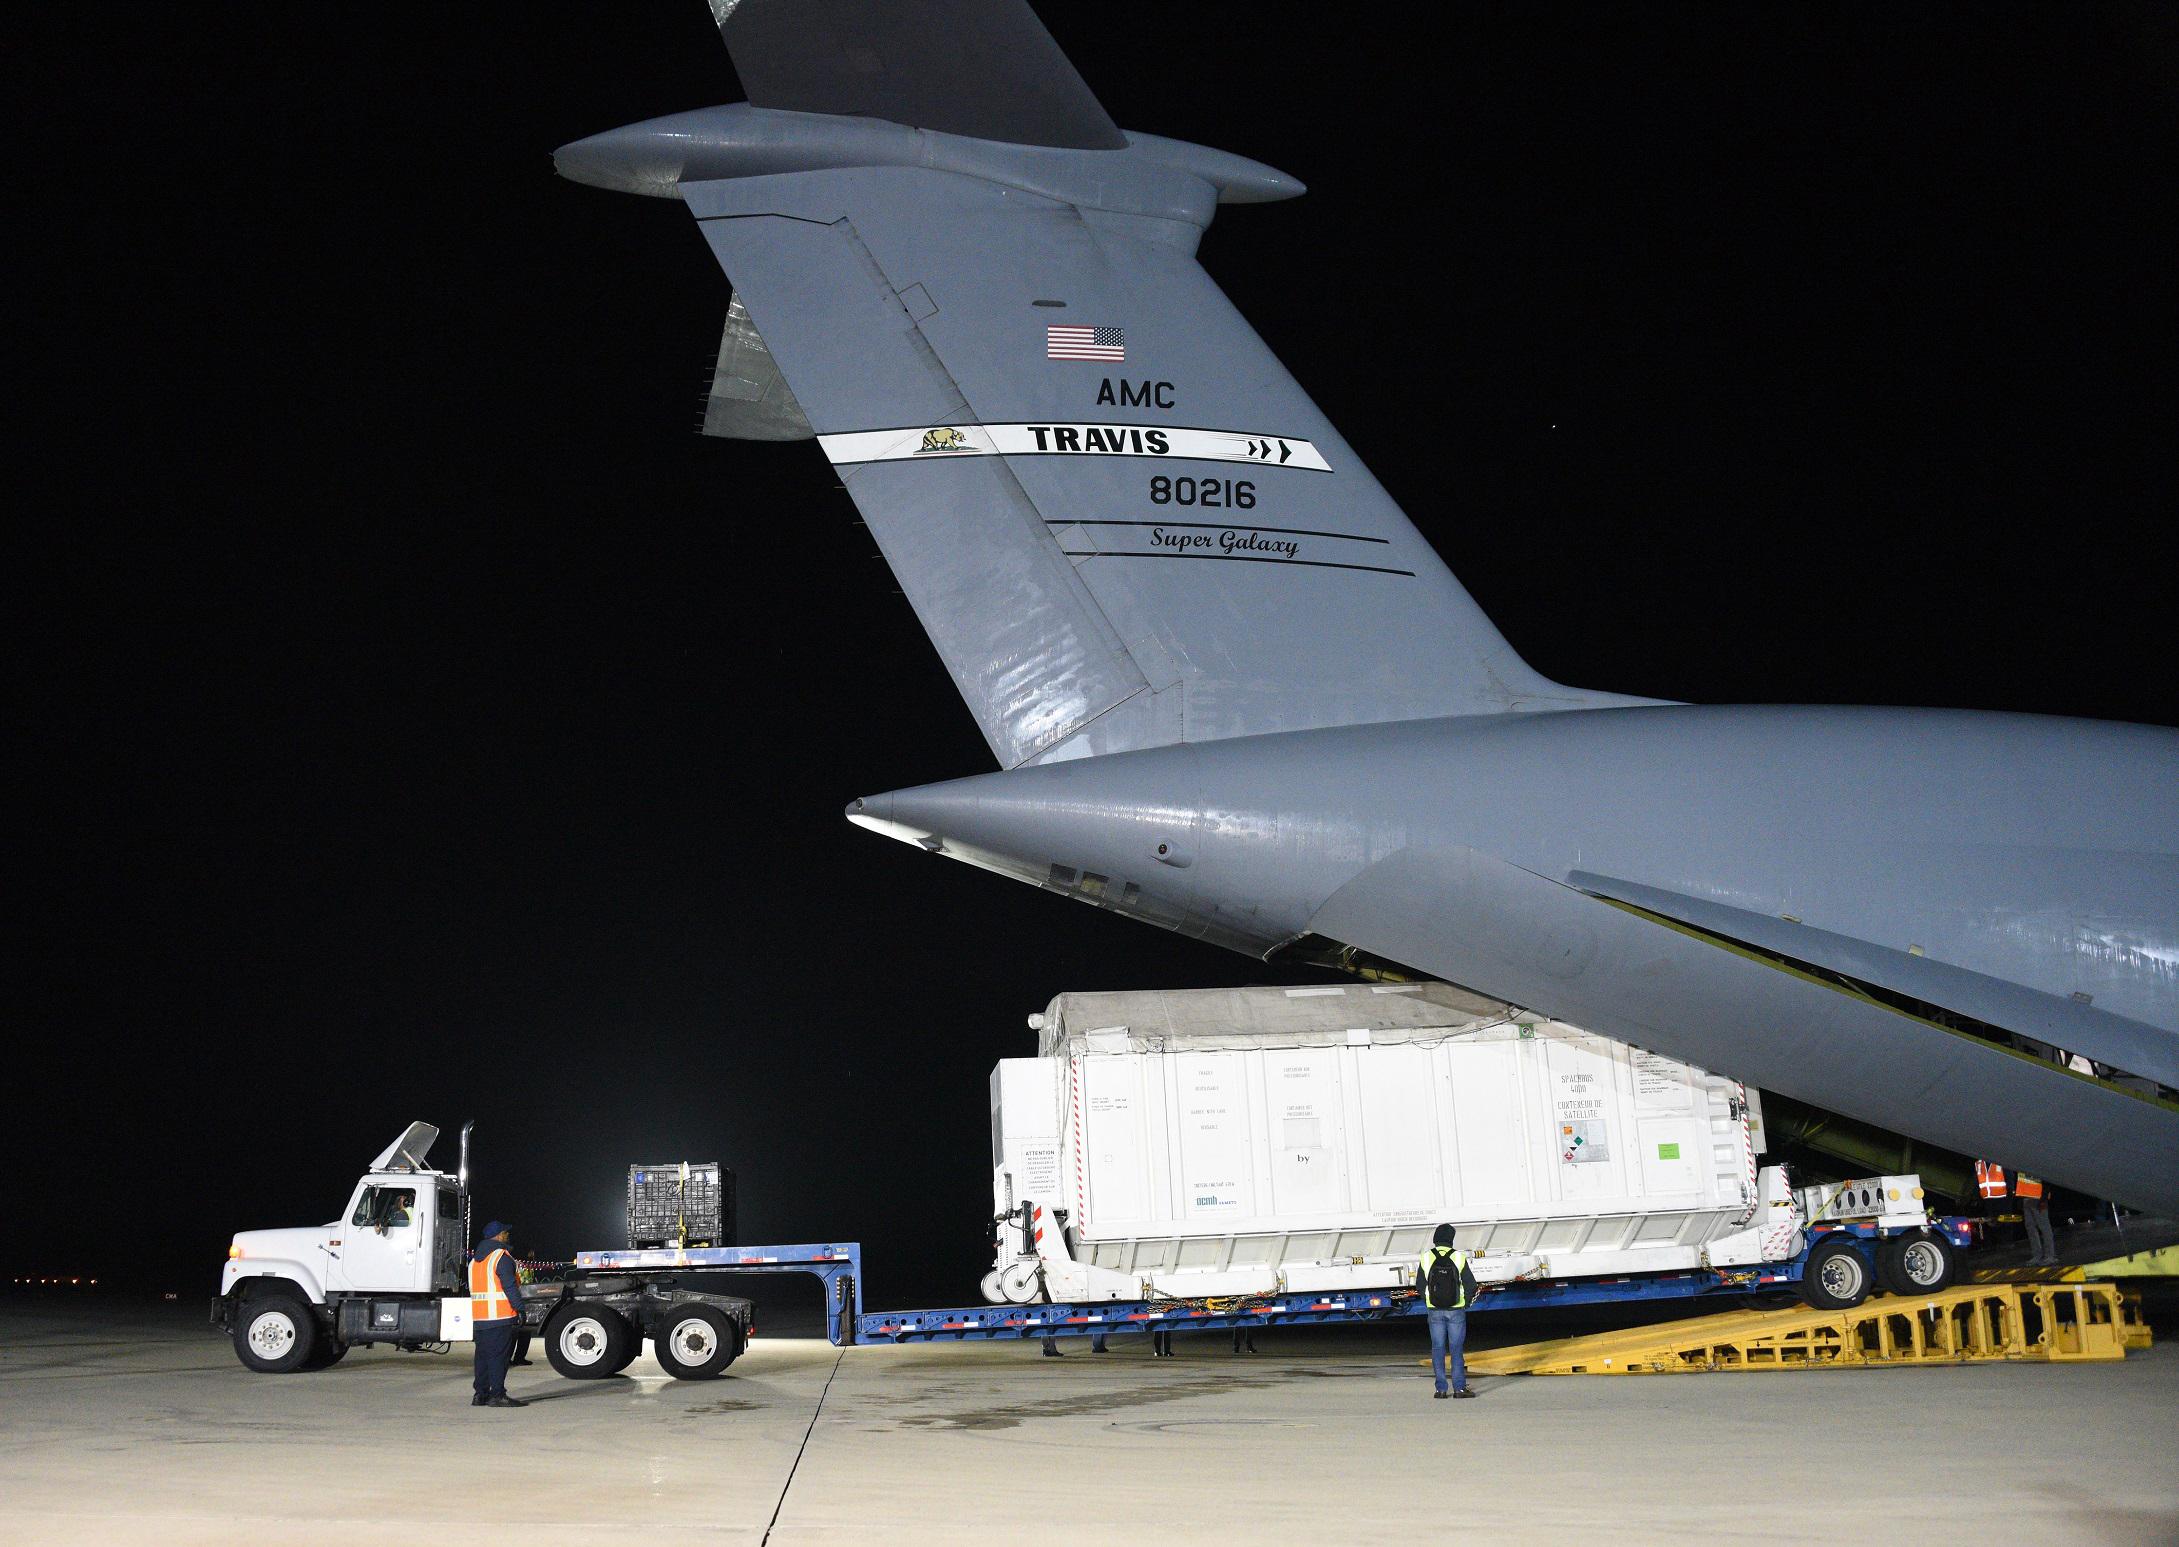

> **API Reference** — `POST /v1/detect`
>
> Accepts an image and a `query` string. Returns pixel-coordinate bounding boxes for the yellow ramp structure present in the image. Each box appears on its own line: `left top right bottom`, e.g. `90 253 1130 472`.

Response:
2084 1245 2179 1278
1467 1282 2150 1376
1968 1247 2179 1286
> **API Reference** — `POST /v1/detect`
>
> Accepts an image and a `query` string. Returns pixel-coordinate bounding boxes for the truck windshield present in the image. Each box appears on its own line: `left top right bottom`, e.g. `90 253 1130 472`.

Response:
351 1186 418 1231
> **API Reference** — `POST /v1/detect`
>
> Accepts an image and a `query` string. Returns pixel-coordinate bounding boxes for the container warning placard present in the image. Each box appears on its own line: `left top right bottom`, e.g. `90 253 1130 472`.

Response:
1176 1056 1251 1218
1630 1048 1695 1109
1016 1143 1060 1201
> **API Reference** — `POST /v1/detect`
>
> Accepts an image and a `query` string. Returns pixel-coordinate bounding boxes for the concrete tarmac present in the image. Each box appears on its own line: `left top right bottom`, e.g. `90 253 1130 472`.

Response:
3 1299 2174 1545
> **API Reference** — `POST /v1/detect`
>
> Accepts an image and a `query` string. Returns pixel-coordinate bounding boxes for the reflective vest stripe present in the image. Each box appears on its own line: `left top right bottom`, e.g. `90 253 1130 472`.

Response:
1418 1247 1470 1309
469 1248 516 1322
1974 1161 2008 1199
2013 1173 2045 1200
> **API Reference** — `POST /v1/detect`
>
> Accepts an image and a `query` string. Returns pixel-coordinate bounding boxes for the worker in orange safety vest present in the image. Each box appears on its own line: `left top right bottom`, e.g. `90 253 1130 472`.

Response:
469 1221 528 1408
1974 1160 2008 1199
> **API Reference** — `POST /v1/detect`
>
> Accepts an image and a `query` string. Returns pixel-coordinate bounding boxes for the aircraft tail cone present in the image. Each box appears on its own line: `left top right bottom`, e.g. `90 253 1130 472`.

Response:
845 750 1231 941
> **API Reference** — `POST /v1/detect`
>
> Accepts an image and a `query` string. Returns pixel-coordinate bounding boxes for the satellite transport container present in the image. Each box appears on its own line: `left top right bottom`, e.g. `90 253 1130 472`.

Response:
986 982 1778 1303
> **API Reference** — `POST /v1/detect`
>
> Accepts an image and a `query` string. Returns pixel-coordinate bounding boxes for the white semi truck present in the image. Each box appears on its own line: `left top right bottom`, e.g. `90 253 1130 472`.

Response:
986 983 1963 1310
212 1122 754 1379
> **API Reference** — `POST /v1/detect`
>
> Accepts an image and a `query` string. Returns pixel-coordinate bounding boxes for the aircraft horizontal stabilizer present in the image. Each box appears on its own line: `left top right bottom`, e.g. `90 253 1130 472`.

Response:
710 0 1126 152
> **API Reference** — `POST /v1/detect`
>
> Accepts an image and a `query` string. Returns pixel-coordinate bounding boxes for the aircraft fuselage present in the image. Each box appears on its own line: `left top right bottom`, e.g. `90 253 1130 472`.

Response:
853 705 2179 1209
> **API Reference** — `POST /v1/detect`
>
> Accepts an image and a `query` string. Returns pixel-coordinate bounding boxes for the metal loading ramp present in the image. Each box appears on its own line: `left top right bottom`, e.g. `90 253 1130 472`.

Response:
1465 1283 2152 1376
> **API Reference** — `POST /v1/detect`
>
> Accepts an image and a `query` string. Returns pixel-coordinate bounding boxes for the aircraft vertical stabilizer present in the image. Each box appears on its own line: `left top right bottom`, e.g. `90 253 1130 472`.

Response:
556 0 1657 769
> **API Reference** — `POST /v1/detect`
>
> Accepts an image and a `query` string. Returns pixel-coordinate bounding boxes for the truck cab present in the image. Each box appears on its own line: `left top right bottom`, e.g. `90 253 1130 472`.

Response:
215 1121 472 1371
215 1120 756 1382
325 1168 464 1296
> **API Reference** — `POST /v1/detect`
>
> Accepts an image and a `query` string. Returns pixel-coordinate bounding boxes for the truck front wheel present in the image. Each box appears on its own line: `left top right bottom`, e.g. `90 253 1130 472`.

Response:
1799 1237 1874 1310
543 1303 635 1379
1879 1231 1957 1295
233 1294 320 1373
654 1305 740 1380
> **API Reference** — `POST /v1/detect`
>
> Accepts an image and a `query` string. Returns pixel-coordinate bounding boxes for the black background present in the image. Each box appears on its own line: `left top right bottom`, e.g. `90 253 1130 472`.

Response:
14 4 2176 1311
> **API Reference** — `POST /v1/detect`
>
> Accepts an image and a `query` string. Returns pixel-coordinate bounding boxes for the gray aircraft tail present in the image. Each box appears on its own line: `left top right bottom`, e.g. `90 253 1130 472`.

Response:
559 0 1656 768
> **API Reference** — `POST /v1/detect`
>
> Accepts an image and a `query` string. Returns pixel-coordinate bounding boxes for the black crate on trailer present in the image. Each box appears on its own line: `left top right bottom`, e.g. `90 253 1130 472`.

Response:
627 1162 735 1248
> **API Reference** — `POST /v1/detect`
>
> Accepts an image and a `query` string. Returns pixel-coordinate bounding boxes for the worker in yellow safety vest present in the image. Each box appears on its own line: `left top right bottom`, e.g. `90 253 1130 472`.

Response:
1419 1224 1481 1400
2014 1173 2057 1266
469 1221 528 1408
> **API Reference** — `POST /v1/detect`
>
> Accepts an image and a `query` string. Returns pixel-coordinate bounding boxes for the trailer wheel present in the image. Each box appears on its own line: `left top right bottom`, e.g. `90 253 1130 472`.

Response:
654 1305 740 1380
233 1294 320 1373
1879 1231 1957 1295
543 1303 635 1379
1799 1237 1874 1309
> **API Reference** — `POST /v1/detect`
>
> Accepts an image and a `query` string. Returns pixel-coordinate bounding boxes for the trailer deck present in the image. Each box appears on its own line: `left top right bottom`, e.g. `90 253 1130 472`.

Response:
569 1235 1976 1348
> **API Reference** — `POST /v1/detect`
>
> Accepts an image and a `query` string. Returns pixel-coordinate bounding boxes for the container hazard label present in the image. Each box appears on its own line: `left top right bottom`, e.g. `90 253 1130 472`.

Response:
1560 1120 1611 1164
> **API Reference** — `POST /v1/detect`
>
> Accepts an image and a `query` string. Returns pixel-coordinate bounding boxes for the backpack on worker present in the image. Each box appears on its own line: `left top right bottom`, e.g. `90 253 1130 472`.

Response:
1426 1247 1478 1309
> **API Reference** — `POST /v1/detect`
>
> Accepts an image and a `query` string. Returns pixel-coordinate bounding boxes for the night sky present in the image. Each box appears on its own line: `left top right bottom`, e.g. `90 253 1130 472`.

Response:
16 5 2176 1312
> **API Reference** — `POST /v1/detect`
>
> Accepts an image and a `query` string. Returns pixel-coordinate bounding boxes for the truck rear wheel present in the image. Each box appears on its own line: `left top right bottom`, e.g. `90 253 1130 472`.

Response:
1878 1231 1957 1295
233 1294 320 1373
1799 1237 1874 1310
654 1305 739 1380
543 1303 635 1379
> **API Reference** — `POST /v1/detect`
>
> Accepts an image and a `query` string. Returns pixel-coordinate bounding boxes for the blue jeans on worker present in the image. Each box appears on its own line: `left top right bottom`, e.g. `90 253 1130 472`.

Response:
1428 1308 1468 1393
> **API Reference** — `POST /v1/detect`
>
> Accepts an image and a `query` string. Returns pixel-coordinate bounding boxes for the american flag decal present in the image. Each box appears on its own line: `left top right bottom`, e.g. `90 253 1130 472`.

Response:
1047 325 1126 361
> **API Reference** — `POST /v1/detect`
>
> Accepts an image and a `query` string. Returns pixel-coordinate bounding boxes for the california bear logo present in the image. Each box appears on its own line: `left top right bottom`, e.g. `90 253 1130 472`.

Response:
919 427 971 452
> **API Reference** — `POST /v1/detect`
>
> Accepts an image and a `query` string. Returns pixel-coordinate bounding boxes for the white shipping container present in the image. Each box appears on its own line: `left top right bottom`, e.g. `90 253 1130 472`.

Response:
989 983 1774 1301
